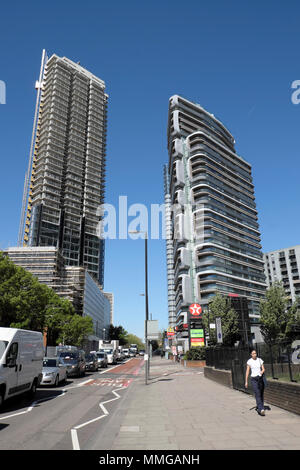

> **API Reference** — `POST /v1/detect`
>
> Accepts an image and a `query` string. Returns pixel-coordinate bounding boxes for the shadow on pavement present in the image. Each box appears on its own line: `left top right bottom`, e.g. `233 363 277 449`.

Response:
0 424 9 431
0 389 66 415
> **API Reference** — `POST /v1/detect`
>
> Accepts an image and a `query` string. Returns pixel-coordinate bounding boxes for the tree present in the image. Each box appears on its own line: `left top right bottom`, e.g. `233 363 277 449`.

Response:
0 252 73 332
0 251 92 348
150 339 159 352
285 296 300 342
108 324 128 345
259 282 289 344
125 334 145 350
202 293 240 346
56 315 94 348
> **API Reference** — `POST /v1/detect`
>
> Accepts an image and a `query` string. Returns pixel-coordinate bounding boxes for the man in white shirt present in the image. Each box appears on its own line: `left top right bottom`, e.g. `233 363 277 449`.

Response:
245 350 266 416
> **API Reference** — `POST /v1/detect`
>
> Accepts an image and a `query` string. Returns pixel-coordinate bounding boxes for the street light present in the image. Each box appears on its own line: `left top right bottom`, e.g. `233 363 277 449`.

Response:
103 328 106 340
129 230 149 385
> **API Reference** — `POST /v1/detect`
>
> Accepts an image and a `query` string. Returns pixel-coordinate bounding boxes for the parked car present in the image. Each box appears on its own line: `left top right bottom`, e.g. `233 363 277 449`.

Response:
139 350 145 356
58 350 86 377
96 351 108 368
85 353 98 372
0 327 44 408
40 357 67 386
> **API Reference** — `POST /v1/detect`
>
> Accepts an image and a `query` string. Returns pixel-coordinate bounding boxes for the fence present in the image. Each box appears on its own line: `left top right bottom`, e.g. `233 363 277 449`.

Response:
206 341 300 393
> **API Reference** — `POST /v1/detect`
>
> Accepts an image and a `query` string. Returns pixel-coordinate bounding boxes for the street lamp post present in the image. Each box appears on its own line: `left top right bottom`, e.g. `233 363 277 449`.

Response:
129 230 149 385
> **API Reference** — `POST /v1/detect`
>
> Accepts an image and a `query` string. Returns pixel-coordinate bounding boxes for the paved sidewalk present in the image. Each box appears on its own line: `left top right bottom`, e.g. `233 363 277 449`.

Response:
110 357 300 450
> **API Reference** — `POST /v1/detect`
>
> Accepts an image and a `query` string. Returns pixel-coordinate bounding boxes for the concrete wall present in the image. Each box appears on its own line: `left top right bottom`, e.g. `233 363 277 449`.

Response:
204 366 233 388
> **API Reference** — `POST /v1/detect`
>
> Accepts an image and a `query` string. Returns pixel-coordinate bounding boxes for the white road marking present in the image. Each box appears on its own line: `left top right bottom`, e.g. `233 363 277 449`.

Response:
71 386 127 450
0 390 66 421
78 378 94 386
71 429 80 451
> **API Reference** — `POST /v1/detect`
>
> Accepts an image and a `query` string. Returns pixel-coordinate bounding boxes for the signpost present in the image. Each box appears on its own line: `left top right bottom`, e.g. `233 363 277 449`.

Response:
190 328 205 347
216 317 223 344
189 303 205 349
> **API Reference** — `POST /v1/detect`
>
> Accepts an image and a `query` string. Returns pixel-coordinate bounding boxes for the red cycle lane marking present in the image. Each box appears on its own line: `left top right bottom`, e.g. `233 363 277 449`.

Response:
84 378 133 388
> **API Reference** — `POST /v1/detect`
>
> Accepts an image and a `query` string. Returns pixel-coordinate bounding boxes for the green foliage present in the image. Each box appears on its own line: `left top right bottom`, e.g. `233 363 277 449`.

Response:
0 251 92 348
108 324 128 345
202 293 240 346
150 339 159 351
185 347 206 361
125 333 145 350
56 315 94 347
259 282 290 344
285 297 300 341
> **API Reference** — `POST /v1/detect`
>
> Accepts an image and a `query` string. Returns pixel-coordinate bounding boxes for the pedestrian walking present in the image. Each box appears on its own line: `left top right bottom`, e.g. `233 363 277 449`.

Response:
245 349 266 416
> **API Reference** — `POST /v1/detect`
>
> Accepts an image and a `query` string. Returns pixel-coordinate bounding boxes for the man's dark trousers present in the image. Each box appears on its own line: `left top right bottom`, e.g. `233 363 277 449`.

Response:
251 376 265 411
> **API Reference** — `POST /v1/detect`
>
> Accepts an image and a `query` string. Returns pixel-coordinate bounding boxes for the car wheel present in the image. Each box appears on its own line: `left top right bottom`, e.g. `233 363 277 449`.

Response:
27 379 37 399
0 389 4 409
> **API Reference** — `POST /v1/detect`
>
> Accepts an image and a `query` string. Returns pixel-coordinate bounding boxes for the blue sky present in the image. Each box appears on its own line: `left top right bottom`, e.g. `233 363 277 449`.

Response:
0 0 300 340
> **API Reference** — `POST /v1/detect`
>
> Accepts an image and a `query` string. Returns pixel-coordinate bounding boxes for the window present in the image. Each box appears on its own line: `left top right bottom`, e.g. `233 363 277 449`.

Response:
6 342 18 365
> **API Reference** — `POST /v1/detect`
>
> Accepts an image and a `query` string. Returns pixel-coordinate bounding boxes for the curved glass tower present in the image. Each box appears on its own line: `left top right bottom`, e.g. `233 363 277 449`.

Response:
166 95 266 349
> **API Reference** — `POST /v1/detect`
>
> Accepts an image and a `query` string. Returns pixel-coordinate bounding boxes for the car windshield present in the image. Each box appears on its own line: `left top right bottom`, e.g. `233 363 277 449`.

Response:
103 349 113 354
0 340 8 361
43 359 57 368
97 353 105 358
86 354 95 361
59 352 79 363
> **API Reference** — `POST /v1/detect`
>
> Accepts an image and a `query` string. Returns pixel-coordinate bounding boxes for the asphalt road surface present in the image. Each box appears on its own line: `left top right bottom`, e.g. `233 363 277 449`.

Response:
0 357 144 450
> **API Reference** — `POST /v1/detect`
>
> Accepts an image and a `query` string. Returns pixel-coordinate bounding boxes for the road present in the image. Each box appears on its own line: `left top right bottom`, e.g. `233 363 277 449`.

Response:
0 357 144 450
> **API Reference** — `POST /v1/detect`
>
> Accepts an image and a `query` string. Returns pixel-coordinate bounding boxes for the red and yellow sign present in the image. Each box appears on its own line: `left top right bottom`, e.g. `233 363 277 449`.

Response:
191 337 205 347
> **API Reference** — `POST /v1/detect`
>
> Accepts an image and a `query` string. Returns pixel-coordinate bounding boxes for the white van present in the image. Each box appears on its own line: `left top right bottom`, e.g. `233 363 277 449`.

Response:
0 327 44 407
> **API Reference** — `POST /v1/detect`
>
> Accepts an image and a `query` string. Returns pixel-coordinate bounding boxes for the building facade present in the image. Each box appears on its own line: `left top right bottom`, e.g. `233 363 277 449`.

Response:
163 165 176 329
103 292 114 325
4 247 110 340
165 95 266 350
18 51 107 287
264 245 300 304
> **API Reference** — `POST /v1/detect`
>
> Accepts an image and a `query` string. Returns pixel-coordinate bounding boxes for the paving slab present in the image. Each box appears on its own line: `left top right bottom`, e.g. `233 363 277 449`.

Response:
106 357 300 450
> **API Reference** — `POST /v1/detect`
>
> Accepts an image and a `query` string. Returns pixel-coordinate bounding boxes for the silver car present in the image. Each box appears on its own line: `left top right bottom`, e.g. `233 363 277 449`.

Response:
40 357 67 387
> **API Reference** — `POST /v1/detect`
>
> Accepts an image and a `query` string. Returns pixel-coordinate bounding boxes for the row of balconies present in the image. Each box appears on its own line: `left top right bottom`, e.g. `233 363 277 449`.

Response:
191 158 254 198
191 171 255 208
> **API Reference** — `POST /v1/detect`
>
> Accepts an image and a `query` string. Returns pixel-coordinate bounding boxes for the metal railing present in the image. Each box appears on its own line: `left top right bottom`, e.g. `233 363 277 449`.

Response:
206 340 300 385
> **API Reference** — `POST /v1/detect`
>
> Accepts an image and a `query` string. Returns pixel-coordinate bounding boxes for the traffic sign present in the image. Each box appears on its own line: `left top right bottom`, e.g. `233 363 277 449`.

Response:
189 303 202 316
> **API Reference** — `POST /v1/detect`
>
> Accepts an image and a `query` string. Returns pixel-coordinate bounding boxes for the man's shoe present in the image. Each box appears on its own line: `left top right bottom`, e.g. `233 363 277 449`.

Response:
259 410 265 416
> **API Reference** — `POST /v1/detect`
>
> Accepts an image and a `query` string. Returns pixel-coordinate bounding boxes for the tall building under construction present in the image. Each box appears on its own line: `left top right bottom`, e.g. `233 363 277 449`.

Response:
18 51 108 287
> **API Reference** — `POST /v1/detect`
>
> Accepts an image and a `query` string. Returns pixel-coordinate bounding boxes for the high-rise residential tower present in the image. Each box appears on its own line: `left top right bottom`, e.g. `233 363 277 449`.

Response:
165 95 266 350
164 165 176 329
18 51 107 286
264 245 300 304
